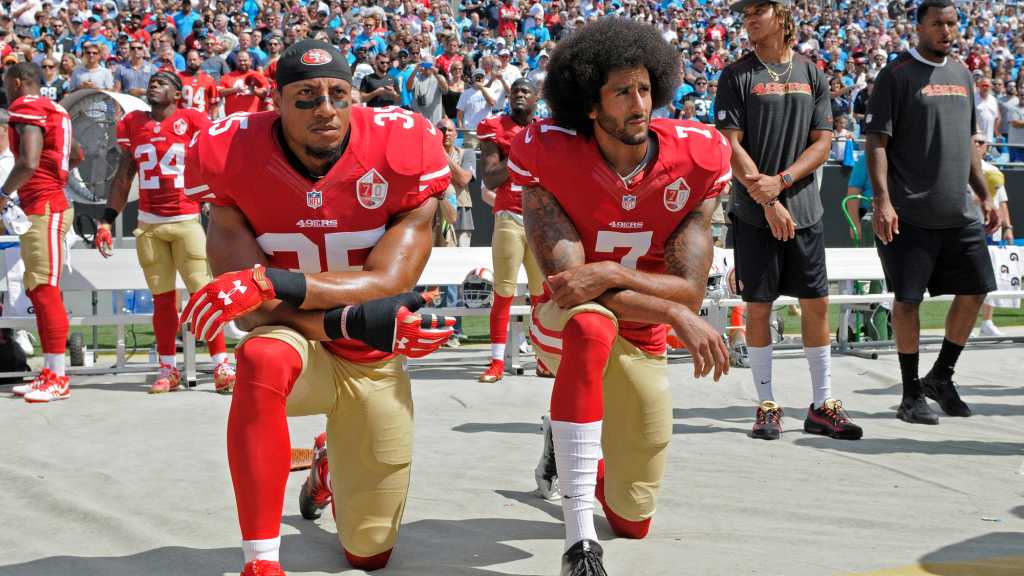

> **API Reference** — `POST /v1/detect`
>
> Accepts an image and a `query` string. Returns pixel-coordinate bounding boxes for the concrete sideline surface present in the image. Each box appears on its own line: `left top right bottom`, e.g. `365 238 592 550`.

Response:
0 344 1022 576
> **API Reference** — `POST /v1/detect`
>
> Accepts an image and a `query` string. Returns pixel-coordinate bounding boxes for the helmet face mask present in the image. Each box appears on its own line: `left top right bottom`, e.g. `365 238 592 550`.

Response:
462 267 495 308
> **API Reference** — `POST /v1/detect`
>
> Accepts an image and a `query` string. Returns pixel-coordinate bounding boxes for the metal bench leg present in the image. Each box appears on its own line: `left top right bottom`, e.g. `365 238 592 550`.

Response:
115 291 126 369
506 317 523 375
181 292 197 388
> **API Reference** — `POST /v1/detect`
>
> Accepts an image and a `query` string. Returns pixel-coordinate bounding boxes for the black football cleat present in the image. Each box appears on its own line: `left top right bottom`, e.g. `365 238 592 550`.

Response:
920 372 971 417
897 395 940 425
561 539 608 576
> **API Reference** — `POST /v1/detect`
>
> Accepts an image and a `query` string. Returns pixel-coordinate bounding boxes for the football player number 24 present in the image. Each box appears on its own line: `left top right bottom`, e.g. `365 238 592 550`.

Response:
135 143 185 189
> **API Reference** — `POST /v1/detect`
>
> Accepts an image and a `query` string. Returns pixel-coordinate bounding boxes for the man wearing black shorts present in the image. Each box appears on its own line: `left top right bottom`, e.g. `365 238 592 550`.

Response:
716 0 863 441
866 0 999 425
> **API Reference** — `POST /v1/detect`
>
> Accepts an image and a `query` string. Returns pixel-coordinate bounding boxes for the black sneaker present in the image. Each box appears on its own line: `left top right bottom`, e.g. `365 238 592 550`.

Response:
560 540 608 576
751 401 783 440
804 399 863 440
897 395 940 425
921 372 972 417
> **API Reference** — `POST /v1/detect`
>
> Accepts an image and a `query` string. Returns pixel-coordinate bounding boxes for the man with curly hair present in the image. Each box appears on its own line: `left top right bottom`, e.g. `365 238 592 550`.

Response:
715 0 862 441
509 18 731 575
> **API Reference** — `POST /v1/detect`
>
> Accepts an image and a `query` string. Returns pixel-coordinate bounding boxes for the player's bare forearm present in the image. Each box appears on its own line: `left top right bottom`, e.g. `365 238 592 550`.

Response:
782 129 831 181
721 128 759 188
2 125 44 194
299 196 438 310
69 140 84 169
865 133 890 201
523 184 585 275
479 141 508 190
106 153 137 213
595 289 687 326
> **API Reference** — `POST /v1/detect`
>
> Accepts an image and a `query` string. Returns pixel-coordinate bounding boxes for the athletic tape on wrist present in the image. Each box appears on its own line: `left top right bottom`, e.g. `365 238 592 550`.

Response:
264 267 307 307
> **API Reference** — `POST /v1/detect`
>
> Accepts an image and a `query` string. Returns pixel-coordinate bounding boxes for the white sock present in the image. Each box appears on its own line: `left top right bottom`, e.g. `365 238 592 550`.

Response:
242 536 280 564
45 353 65 377
159 355 177 368
748 345 773 402
805 345 832 408
551 419 602 551
491 343 506 361
211 352 228 364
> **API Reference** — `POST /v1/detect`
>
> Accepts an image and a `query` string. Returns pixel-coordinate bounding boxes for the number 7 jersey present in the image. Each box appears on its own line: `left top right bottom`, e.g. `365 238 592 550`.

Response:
507 118 732 353
184 106 451 362
117 108 211 222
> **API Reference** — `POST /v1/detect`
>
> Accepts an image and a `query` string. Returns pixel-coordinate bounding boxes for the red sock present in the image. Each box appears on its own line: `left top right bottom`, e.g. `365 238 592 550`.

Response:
228 337 302 540
489 294 514 344
207 331 227 356
345 549 393 571
549 312 616 423
595 459 651 539
152 291 179 357
27 285 68 353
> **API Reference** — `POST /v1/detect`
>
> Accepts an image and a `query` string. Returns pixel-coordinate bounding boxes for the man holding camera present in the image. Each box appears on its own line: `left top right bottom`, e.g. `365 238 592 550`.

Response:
407 56 448 125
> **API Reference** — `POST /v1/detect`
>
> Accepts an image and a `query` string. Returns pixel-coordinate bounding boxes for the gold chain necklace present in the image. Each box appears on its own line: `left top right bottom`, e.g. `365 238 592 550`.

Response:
755 51 794 83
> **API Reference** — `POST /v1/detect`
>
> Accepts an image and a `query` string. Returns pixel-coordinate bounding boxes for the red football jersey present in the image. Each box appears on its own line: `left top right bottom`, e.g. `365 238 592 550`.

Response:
117 108 211 221
476 114 530 214
185 106 451 363
178 71 220 116
220 71 271 115
7 95 72 215
508 119 733 354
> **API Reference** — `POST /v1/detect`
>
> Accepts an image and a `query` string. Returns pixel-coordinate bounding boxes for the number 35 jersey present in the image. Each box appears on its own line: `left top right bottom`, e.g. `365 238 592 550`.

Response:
508 118 732 354
117 108 211 223
184 106 451 363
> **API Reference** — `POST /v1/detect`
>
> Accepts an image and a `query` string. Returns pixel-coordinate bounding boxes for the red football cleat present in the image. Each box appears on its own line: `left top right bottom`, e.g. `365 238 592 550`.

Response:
241 559 286 575
298 433 332 520
478 359 505 383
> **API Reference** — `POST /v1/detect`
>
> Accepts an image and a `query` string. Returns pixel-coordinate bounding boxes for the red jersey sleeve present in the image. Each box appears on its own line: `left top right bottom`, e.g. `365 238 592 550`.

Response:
8 96 50 130
115 111 136 151
385 111 451 213
701 126 733 199
188 107 212 133
184 114 243 207
507 124 540 188
476 116 498 144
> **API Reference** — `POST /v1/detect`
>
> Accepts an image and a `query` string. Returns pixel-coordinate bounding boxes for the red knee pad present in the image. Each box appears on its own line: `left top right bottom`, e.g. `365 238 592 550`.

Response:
489 294 514 344
550 312 616 423
596 459 652 540
152 291 179 356
345 549 393 571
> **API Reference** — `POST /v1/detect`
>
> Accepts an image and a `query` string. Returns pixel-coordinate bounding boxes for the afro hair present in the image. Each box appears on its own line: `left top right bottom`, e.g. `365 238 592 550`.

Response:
543 18 680 138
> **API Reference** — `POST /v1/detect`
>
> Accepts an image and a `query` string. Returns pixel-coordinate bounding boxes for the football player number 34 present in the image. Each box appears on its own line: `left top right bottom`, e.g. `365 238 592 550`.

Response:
595 230 653 270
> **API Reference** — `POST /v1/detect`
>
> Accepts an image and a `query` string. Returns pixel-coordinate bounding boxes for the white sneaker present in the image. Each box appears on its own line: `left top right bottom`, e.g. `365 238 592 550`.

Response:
14 330 34 356
23 371 70 403
980 321 1005 337
12 368 50 396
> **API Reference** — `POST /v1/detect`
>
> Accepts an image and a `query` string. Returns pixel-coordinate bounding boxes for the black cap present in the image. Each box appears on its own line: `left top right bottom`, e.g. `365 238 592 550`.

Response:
730 0 790 12
276 39 352 88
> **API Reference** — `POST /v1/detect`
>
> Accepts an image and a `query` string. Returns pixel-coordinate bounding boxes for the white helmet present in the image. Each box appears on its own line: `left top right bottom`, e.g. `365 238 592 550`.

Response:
462 267 494 308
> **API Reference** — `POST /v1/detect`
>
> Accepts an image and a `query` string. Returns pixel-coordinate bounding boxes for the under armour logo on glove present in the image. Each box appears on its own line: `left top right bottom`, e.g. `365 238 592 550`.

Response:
181 265 278 341
218 280 248 305
340 290 456 358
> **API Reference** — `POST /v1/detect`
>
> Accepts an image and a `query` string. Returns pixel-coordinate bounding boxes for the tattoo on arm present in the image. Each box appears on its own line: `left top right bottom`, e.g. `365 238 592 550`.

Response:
522 185 585 276
664 196 718 310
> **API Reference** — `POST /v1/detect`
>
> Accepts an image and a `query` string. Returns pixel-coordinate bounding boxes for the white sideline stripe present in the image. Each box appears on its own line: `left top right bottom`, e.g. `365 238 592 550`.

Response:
530 323 562 351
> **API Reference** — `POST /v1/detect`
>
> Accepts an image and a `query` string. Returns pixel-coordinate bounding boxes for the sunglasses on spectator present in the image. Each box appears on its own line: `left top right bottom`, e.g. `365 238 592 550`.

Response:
84 50 99 54
974 139 988 145
437 126 451 133
41 63 55 68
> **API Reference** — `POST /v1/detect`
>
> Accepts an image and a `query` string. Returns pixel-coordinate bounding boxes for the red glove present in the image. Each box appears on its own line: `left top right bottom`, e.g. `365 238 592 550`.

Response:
95 225 113 258
392 307 457 358
181 265 277 341
339 289 455 358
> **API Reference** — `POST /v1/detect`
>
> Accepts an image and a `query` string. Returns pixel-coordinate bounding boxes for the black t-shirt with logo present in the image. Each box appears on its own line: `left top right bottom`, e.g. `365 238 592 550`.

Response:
359 72 400 108
715 52 833 229
864 50 978 229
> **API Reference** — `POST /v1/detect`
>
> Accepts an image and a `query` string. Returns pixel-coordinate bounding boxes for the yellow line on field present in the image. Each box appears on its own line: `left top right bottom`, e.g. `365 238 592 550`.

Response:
842 556 1024 576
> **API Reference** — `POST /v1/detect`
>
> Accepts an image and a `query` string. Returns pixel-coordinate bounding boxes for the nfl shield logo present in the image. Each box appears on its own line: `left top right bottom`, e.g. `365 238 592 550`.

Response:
306 189 323 209
663 177 690 212
356 169 389 210
622 194 637 211
173 118 188 136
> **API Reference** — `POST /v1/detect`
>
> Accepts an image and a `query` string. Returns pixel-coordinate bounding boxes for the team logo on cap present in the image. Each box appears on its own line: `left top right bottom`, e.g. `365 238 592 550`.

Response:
173 118 188 136
663 177 690 212
301 48 333 65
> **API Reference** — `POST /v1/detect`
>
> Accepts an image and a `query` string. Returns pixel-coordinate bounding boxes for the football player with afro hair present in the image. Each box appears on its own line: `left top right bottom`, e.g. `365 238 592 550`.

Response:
511 18 730 575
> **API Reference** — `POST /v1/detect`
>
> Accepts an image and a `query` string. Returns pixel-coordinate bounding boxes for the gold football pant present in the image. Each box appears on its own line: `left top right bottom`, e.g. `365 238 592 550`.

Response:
133 218 211 295
21 204 73 291
531 299 671 521
490 213 544 298
241 326 413 558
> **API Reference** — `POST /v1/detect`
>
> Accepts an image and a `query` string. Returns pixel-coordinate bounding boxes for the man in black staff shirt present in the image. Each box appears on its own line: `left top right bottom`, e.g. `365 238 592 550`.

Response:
359 53 401 108
716 0 863 441
865 0 1000 425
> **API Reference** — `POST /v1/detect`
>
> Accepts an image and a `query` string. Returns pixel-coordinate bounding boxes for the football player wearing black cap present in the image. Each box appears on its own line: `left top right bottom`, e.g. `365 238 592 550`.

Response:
96 71 233 396
181 40 455 576
716 0 863 442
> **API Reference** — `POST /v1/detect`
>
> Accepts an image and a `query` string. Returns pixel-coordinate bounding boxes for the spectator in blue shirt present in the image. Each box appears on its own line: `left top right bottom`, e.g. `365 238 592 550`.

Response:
389 49 416 107
173 0 202 40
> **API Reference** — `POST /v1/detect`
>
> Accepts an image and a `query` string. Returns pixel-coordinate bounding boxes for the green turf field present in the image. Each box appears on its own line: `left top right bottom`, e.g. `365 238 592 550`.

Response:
64 301 1024 353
